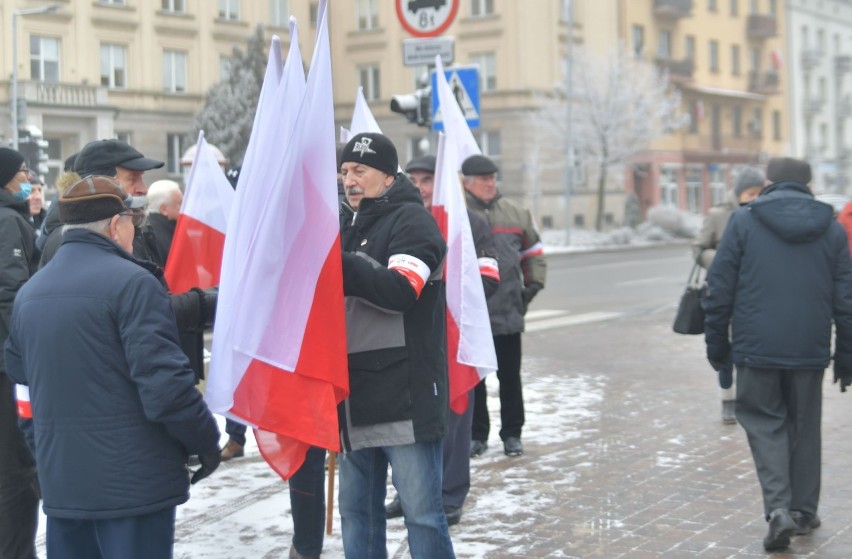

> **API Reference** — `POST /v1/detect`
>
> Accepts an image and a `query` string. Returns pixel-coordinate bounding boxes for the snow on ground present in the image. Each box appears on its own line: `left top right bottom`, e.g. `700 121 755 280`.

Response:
34 360 606 558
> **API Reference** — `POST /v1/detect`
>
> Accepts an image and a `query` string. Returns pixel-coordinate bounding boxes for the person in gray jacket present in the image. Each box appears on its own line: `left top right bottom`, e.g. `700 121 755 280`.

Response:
692 167 764 424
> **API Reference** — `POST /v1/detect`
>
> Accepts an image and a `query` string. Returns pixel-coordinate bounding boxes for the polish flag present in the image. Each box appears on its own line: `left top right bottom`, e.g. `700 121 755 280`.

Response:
163 131 234 294
206 4 348 480
770 48 783 71
432 56 497 413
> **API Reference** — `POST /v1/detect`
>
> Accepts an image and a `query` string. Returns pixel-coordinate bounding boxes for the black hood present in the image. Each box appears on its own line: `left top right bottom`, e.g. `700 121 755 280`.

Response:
750 181 834 243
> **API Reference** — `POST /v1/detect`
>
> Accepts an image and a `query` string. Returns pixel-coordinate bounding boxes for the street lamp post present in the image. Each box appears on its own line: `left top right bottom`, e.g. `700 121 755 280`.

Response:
10 4 60 150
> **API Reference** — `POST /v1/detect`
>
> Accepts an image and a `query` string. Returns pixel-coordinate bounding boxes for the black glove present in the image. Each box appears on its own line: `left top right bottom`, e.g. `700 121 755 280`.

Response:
521 282 543 314
708 353 732 378
833 352 852 393
191 287 219 330
190 447 221 485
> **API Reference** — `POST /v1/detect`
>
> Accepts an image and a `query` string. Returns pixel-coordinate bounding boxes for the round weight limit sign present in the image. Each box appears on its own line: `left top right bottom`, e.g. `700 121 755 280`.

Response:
396 0 460 38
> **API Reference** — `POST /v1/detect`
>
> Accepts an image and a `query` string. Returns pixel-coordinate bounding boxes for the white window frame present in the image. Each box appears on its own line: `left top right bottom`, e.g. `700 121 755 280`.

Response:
99 0 126 5
708 40 719 72
100 43 127 89
30 36 60 83
358 65 380 101
632 25 645 57
167 133 186 175
470 52 496 92
219 0 240 21
163 49 187 93
660 166 680 207
356 0 378 31
560 0 573 22
471 0 494 17
271 0 288 27
657 30 671 59
161 0 186 13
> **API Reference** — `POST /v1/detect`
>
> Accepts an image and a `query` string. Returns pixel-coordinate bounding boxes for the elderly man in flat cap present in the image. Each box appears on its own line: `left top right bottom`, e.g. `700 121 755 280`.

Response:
338 133 455 558
5 176 221 559
462 154 546 459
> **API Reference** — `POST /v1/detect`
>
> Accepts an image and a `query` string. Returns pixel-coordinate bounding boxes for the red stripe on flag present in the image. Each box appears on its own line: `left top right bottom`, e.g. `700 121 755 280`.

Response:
446 312 483 414
164 213 226 294
231 241 349 479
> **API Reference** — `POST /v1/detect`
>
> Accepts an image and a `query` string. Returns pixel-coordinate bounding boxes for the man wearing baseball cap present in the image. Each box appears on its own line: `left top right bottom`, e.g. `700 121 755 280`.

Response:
462 154 547 458
5 176 220 558
337 133 455 558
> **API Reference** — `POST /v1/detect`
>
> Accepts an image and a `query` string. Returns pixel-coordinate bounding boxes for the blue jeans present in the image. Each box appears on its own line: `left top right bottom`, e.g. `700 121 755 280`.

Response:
339 440 455 559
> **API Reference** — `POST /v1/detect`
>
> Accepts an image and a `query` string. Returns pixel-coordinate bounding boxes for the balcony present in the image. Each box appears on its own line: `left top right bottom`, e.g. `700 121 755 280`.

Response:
748 70 780 95
802 49 824 70
16 81 108 107
655 57 695 82
682 133 759 153
803 96 825 116
653 0 693 19
837 54 852 74
747 14 777 39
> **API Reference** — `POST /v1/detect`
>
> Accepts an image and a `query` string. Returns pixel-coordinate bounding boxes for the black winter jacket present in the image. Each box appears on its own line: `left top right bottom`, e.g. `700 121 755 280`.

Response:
339 175 449 451
704 181 852 372
5 230 219 519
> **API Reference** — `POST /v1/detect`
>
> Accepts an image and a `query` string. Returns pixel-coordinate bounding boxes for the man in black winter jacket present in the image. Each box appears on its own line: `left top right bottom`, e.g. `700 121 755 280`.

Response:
5 176 220 559
337 133 455 558
704 157 852 552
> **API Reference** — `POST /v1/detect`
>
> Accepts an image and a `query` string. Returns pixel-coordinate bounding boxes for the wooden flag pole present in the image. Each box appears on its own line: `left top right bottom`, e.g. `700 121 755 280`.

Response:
326 451 336 535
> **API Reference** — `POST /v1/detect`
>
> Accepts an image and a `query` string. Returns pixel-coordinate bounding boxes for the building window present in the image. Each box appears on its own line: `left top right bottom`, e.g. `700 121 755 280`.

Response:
166 133 186 175
475 130 501 173
772 110 781 141
749 0 758 13
30 36 60 83
270 0 288 27
470 52 496 91
99 0 126 5
632 25 645 57
219 0 240 21
310 2 319 26
116 131 132 145
358 65 380 101
685 35 695 61
660 167 679 207
560 0 573 22
161 0 185 12
732 106 742 136
730 0 738 16
471 0 495 17
749 108 763 138
768 0 777 15
219 56 231 82
709 40 719 72
709 166 726 205
163 50 187 93
731 44 740 75
686 166 703 214
100 44 126 88
574 214 584 227
708 0 717 10
356 0 378 30
657 30 672 59
749 47 760 72
817 29 825 53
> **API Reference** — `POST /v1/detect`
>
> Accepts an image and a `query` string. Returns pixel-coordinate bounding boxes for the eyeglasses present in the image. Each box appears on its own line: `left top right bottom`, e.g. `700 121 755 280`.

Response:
17 167 29 175
118 209 146 228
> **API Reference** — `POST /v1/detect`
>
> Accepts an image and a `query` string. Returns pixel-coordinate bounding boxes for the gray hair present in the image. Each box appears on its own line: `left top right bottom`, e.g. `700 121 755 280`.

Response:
63 217 112 236
147 179 181 212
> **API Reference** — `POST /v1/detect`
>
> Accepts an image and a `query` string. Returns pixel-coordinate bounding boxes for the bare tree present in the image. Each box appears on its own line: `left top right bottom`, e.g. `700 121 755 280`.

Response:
531 44 685 231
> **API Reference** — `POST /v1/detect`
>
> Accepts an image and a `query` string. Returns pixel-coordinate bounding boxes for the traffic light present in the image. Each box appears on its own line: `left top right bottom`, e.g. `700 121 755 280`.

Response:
17 125 49 175
390 86 432 128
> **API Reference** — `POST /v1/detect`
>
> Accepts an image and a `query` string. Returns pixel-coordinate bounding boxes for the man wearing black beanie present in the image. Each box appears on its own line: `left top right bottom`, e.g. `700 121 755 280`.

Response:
337 133 455 558
704 156 852 551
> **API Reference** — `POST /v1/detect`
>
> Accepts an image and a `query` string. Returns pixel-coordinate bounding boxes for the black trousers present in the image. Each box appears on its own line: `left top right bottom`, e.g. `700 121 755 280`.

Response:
289 446 326 556
472 333 524 442
442 392 474 509
0 373 39 559
736 367 823 519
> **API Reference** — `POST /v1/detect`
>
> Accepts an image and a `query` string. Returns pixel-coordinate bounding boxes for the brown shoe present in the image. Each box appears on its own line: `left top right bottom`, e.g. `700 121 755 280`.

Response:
220 439 245 461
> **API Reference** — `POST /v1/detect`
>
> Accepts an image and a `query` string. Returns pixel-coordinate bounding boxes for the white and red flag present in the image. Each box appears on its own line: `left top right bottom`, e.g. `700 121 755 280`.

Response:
164 131 234 294
206 4 348 480
431 57 498 413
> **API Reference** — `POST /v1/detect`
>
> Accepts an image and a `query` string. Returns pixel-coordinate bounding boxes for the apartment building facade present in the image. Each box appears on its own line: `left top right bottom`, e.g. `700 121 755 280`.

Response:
622 0 789 217
786 0 852 194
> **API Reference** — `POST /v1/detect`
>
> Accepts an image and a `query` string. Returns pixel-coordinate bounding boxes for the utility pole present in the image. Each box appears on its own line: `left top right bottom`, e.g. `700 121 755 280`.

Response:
563 0 575 243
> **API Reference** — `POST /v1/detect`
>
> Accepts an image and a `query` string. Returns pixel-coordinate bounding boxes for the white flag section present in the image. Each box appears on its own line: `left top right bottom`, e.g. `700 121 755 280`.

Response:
433 133 497 413
164 130 234 295
349 86 382 136
206 5 347 480
434 56 482 165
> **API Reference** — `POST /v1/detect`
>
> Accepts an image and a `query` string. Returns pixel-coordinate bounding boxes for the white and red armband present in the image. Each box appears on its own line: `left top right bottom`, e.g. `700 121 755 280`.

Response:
388 253 432 298
478 257 500 281
520 242 544 260
15 384 32 419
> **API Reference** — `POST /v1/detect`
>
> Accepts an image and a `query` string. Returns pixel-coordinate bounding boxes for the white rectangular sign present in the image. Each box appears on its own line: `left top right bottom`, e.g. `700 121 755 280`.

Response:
402 37 455 67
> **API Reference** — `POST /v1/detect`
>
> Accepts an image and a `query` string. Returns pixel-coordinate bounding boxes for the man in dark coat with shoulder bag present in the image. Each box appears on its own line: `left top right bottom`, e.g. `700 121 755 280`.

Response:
704 157 852 552
5 176 221 559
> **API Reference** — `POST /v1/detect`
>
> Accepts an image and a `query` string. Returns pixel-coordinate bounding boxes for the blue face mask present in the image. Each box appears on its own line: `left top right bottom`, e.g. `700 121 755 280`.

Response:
14 182 32 202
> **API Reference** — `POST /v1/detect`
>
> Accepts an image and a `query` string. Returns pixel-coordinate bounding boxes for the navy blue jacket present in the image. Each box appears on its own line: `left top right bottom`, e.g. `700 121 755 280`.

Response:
704 181 852 372
5 229 219 519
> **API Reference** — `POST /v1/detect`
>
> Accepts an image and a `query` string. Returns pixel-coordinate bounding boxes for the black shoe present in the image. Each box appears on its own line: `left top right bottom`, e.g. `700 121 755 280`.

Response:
444 506 462 527
763 508 796 551
791 510 821 535
503 436 523 456
289 546 319 559
470 440 488 457
385 495 403 519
